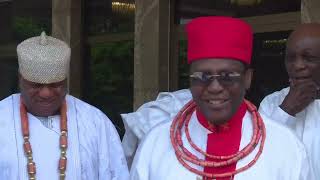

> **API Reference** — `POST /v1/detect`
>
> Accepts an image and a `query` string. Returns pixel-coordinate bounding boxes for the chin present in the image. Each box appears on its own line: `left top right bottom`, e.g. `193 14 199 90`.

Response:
33 107 59 117
205 113 231 125
208 108 231 122
32 111 52 117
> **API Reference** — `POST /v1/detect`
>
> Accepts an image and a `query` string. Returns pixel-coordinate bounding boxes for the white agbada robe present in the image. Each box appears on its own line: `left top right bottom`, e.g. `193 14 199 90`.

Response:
130 110 314 180
0 94 129 180
259 87 320 179
121 89 192 165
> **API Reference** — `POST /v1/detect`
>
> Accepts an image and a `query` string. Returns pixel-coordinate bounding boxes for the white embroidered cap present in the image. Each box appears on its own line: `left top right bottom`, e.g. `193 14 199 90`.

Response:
17 32 71 84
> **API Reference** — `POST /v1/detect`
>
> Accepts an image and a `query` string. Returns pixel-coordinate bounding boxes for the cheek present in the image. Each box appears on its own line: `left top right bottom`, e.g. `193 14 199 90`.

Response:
22 89 36 100
285 63 293 74
229 84 246 98
311 65 320 80
310 64 320 71
58 89 67 98
190 86 203 99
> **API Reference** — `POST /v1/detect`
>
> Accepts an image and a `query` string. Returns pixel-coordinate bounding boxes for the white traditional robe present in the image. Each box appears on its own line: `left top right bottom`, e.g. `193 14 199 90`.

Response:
121 89 192 166
130 110 314 180
259 87 320 179
0 94 129 180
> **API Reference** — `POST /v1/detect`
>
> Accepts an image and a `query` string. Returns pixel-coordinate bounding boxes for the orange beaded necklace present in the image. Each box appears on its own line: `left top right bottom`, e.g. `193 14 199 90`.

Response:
20 97 68 180
170 99 266 179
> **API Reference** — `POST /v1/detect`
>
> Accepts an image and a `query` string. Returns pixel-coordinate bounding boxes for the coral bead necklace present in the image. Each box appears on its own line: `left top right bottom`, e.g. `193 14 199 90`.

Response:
170 100 266 179
20 98 68 180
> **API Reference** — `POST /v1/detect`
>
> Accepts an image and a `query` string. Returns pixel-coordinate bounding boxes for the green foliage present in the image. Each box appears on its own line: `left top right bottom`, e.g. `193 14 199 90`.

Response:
12 16 51 41
87 41 134 136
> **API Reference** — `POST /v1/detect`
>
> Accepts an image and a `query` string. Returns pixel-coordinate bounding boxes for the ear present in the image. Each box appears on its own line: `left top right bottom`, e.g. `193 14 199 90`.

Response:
244 68 253 90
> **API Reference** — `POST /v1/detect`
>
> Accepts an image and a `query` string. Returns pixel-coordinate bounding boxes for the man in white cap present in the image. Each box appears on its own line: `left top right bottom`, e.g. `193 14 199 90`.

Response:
0 32 129 180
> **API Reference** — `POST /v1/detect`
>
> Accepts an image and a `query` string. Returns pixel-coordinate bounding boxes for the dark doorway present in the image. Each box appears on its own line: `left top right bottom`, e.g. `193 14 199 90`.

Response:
246 31 290 106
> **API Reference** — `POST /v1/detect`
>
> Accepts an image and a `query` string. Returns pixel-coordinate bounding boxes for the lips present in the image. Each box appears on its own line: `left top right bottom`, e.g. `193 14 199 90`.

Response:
289 74 312 83
290 72 311 79
293 76 311 80
35 99 55 107
206 99 229 109
208 100 226 105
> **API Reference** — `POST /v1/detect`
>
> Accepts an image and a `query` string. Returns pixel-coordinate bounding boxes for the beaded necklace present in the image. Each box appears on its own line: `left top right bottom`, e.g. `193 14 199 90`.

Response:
20 98 68 180
170 100 266 179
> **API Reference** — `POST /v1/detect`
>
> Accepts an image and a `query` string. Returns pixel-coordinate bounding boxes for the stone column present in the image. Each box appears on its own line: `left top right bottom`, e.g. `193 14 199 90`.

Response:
301 0 320 23
134 0 175 109
52 0 83 97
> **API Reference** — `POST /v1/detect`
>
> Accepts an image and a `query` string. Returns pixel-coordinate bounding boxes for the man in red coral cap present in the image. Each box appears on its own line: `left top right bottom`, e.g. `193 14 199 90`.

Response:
129 17 314 180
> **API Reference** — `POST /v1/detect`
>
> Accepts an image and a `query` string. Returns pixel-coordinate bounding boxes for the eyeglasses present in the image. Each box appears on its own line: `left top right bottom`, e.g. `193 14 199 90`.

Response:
190 71 243 86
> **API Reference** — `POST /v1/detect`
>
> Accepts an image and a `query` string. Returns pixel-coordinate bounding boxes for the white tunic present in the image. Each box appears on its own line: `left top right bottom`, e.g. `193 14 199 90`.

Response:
130 110 314 180
0 94 129 180
259 87 320 179
121 89 192 166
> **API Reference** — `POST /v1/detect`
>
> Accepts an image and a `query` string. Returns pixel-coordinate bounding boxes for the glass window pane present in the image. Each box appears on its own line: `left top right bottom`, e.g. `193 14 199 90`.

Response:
84 0 135 136
177 0 300 19
85 0 135 35
0 0 52 100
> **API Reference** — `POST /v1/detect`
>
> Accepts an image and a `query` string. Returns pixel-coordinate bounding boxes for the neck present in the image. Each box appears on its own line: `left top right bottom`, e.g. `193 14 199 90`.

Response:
26 107 61 117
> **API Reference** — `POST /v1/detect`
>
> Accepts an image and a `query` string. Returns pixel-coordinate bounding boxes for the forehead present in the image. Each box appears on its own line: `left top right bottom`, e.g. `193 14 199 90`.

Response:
287 30 320 53
190 58 245 72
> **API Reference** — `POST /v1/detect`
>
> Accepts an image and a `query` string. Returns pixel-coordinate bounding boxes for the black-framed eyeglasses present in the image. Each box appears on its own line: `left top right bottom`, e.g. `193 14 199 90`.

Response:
190 71 243 86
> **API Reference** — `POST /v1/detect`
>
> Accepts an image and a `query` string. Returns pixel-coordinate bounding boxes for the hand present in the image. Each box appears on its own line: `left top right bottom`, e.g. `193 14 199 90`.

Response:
280 78 318 116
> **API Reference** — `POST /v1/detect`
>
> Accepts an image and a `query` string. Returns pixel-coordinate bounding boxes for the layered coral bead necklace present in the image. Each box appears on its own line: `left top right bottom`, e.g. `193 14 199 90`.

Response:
20 98 68 180
170 99 266 179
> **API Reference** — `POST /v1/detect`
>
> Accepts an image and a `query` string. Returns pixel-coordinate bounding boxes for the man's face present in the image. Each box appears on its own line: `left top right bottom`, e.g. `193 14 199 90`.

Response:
190 59 252 125
19 76 67 117
285 27 320 86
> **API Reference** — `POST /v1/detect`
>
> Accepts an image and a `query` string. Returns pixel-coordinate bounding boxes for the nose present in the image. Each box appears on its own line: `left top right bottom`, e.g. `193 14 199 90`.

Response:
207 78 224 93
292 56 307 71
38 86 53 99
